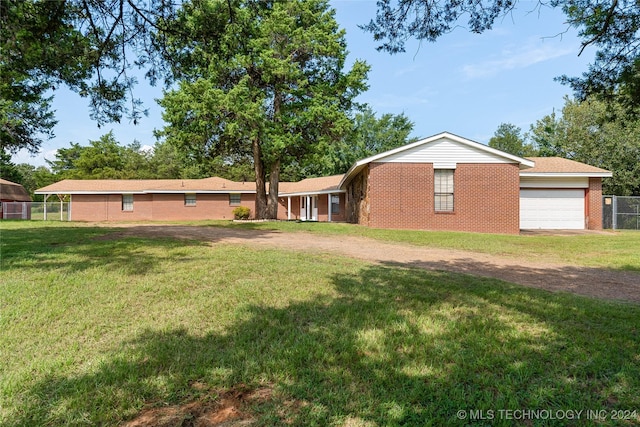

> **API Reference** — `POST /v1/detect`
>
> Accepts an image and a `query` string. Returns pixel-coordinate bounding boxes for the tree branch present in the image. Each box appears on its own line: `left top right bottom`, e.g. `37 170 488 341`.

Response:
578 0 618 56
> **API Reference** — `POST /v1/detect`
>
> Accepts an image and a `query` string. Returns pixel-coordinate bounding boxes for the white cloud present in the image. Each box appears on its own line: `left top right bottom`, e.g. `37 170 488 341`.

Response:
461 41 572 79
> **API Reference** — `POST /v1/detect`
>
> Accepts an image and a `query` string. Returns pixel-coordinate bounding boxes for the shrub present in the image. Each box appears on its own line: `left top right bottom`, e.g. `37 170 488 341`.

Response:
232 206 251 220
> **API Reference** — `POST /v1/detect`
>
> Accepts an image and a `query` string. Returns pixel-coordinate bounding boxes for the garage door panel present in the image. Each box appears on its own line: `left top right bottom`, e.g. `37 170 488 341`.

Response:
520 189 585 229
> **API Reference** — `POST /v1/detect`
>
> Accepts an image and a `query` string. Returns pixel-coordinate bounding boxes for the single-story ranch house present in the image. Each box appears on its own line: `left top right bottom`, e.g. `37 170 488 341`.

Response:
36 132 612 233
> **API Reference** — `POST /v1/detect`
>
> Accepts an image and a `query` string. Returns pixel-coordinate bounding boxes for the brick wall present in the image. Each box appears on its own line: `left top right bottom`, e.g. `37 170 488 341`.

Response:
70 193 256 221
587 177 603 230
150 193 254 220
365 162 521 234
71 194 154 221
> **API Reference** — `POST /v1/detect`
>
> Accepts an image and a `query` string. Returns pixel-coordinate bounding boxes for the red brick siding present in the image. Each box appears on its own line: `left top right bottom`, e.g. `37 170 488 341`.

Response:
71 194 153 221
150 193 254 220
366 162 521 234
277 196 300 220
587 178 603 230
70 193 256 221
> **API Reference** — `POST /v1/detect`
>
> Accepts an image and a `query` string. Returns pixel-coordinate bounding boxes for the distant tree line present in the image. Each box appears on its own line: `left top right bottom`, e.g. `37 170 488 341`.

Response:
488 96 640 196
1 107 416 201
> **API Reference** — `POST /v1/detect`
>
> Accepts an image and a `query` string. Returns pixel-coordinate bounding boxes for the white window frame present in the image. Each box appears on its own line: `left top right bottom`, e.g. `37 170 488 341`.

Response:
331 195 340 214
185 193 196 206
434 169 454 212
122 194 134 211
229 193 241 205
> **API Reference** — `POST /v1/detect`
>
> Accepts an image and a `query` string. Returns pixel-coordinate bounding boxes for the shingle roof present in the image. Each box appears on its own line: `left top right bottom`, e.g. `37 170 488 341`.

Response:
0 179 32 201
36 178 256 194
147 177 255 192
36 179 174 193
279 175 344 195
523 157 611 175
34 176 344 195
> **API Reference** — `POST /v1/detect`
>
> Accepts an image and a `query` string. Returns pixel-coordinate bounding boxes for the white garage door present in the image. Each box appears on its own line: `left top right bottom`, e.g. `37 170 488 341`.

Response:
520 189 585 229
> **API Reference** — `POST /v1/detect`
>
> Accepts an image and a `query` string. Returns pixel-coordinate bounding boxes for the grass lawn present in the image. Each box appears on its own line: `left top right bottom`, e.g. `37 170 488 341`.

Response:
1 221 639 426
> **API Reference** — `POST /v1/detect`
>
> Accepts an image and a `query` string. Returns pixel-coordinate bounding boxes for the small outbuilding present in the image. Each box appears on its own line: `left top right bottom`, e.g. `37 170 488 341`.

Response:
0 178 32 219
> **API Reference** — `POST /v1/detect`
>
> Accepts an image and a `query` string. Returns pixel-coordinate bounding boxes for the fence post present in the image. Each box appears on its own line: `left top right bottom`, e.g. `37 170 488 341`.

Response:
612 196 617 230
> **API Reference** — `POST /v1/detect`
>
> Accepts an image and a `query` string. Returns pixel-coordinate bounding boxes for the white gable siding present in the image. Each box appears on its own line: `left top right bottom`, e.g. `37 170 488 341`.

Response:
378 137 514 165
520 177 589 188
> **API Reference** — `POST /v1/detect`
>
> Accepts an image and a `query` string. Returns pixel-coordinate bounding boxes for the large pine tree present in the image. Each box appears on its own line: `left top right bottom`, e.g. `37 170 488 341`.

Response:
158 0 369 219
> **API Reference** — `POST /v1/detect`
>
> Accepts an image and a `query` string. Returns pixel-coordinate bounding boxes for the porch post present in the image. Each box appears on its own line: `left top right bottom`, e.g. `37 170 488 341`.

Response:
327 193 332 222
287 196 291 220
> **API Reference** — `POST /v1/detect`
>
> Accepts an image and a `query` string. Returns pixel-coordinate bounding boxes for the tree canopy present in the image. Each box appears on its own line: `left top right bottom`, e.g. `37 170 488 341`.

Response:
488 123 536 157
0 0 178 154
158 0 369 218
363 0 640 107
528 96 640 195
297 107 416 178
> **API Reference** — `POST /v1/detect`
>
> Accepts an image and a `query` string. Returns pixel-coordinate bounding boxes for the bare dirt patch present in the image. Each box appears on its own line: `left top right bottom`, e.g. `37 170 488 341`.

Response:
97 224 640 303
121 384 274 427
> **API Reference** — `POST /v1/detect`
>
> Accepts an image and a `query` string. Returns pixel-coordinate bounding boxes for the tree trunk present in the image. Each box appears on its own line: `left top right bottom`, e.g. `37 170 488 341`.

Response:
266 158 280 219
252 137 268 219
263 86 283 220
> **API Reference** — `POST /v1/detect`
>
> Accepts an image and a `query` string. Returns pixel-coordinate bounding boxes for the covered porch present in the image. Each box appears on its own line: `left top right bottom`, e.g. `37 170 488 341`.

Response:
278 175 346 222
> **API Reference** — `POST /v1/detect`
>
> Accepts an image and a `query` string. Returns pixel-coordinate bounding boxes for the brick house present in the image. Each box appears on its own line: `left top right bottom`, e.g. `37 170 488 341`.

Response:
35 132 611 232
36 177 257 222
338 132 611 234
34 175 346 222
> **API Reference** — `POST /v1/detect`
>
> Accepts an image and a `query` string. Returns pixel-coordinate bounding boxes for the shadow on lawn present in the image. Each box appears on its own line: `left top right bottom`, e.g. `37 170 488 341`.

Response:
0 224 274 276
6 264 640 426
387 258 640 304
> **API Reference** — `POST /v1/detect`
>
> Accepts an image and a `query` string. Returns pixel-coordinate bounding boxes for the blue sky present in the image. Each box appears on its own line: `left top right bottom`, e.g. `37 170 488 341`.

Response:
13 0 596 167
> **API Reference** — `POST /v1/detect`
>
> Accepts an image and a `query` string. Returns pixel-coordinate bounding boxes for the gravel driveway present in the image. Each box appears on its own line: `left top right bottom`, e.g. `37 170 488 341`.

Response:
102 225 640 303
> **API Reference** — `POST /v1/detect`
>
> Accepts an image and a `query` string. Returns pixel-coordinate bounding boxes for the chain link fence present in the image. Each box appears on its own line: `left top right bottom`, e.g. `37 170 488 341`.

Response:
1 201 70 221
603 196 640 230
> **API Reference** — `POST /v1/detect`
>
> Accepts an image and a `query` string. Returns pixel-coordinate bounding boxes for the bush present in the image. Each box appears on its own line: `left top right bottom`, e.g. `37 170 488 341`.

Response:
232 206 251 220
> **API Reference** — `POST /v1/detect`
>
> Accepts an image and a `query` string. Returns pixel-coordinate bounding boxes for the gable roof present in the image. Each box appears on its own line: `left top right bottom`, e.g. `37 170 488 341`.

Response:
338 131 535 189
0 179 32 201
521 157 612 177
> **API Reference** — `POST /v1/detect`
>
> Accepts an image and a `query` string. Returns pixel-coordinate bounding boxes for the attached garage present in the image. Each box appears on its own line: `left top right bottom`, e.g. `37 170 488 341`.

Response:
520 189 585 229
519 157 612 231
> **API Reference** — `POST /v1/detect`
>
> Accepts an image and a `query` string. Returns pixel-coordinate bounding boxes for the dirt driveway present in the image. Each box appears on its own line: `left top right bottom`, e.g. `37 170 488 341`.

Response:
103 224 640 303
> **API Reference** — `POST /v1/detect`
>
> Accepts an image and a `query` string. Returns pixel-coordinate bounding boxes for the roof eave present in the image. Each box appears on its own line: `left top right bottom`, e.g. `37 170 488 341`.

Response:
520 172 613 178
279 189 345 197
148 190 256 194
35 190 148 195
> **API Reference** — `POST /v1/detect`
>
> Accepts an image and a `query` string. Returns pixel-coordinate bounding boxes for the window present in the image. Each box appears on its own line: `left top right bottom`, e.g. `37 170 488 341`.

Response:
185 193 196 206
434 169 454 212
331 195 340 214
229 193 241 205
122 194 134 211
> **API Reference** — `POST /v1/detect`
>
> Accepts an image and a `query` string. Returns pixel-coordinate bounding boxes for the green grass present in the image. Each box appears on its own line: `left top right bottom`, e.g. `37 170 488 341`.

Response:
1 221 639 426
